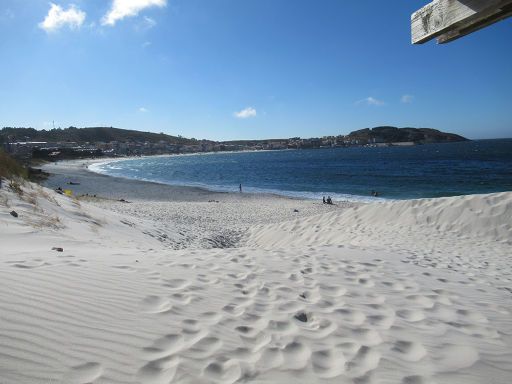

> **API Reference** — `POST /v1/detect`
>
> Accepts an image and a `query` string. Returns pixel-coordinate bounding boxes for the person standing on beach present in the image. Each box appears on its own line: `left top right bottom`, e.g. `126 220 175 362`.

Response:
239 184 242 193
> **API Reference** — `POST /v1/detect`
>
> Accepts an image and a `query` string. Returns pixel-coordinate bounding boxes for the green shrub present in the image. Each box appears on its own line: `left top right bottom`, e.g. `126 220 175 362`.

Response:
0 150 28 180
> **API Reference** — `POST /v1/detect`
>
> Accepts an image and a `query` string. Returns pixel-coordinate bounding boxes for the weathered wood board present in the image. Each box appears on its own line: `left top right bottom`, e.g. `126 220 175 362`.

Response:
412 0 512 44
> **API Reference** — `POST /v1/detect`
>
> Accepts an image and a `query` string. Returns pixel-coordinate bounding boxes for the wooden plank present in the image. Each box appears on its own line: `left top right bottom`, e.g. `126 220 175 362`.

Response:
412 0 512 44
437 4 512 43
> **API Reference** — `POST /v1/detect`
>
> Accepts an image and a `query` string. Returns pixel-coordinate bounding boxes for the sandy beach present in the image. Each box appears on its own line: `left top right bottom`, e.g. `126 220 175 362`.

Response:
1 160 511 383
40 160 348 249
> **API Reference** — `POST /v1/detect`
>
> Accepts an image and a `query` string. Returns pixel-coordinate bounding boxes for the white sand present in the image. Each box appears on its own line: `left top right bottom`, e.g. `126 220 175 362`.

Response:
1 171 511 384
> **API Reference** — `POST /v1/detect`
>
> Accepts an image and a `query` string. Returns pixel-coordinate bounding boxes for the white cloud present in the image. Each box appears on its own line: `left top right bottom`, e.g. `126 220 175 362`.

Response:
356 96 385 106
142 41 152 48
234 107 257 119
401 94 414 103
142 16 156 29
139 107 149 112
102 0 166 26
39 3 86 33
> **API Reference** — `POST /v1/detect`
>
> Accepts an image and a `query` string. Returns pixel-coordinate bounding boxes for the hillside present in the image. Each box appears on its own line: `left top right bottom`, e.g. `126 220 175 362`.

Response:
0 127 200 145
1 126 468 151
347 127 468 144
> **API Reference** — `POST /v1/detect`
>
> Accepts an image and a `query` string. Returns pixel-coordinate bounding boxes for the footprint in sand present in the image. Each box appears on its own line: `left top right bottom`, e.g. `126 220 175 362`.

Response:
351 328 382 346
382 281 405 291
63 362 103 384
181 318 203 333
336 341 361 358
111 265 136 271
346 346 381 378
239 331 271 352
200 311 223 324
314 298 340 313
169 292 193 305
11 260 51 269
235 325 261 338
258 347 284 369
447 321 499 338
287 272 304 283
406 294 435 308
334 308 366 326
142 334 185 359
162 278 190 290
392 340 427 362
137 355 179 384
366 313 395 330
433 344 479 372
300 318 338 339
222 303 246 317
319 284 347 298
396 309 426 322
240 312 267 326
402 375 433 384
232 295 253 307
197 274 221 285
357 277 375 288
204 358 242 384
427 303 457 322
178 263 196 269
229 347 262 364
282 341 312 370
257 286 277 301
268 320 298 336
184 336 223 359
456 309 488 323
249 302 274 315
312 348 346 378
139 295 172 314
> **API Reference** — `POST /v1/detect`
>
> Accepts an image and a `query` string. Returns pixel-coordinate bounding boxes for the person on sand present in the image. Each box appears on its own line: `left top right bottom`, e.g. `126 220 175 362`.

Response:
323 196 326 204
239 184 242 193
326 196 333 205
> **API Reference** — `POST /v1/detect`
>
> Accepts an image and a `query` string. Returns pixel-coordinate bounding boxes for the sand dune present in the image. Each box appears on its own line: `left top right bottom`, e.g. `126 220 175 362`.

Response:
247 192 512 248
1 180 511 383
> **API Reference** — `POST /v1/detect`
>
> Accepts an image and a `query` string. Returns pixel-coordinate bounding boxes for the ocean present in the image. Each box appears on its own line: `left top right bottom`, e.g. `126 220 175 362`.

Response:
89 139 512 201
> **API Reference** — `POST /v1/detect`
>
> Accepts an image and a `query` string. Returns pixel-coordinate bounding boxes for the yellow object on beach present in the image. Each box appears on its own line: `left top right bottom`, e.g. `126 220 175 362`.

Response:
63 189 73 196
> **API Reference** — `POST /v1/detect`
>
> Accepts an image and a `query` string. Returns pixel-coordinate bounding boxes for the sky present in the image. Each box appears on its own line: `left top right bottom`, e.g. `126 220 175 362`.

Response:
0 1 511 141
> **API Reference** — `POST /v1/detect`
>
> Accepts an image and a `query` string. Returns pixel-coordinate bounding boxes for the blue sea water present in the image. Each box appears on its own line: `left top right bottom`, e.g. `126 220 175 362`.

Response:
89 139 512 201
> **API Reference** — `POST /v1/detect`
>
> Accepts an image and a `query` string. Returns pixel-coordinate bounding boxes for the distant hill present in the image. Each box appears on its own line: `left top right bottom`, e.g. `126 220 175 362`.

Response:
347 127 468 144
0 127 199 145
0 125 468 148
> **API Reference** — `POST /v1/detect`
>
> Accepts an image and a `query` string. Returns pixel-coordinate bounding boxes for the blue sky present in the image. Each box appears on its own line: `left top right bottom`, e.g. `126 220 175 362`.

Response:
0 1 511 140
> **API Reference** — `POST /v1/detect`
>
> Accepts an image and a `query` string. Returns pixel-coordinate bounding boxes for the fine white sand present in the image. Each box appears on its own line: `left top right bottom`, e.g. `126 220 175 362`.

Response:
1 167 511 384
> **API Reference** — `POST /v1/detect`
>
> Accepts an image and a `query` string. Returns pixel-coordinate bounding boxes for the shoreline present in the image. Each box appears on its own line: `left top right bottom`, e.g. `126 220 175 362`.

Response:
41 158 288 202
41 158 235 202
40 159 352 250
47 157 385 203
